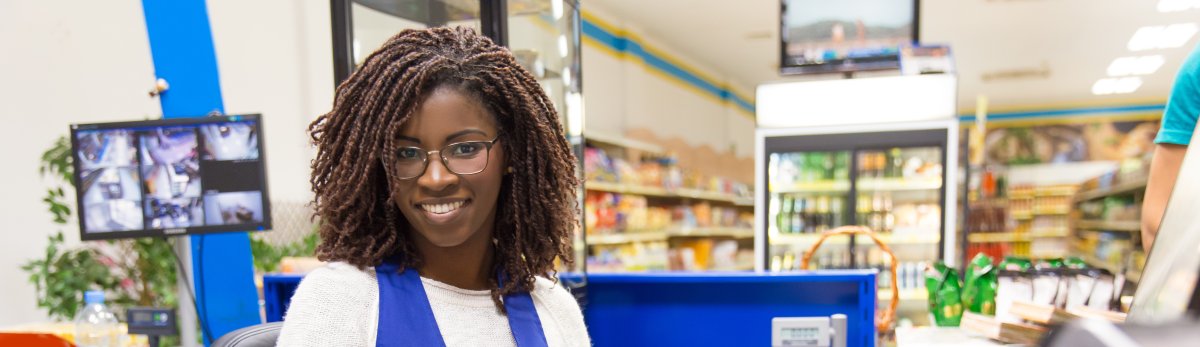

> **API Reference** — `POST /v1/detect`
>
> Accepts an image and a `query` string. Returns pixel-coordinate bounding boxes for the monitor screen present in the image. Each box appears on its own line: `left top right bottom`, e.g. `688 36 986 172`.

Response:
70 115 271 240
780 0 918 75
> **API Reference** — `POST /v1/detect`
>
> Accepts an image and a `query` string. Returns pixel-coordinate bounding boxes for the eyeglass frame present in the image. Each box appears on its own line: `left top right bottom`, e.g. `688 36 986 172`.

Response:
391 136 501 180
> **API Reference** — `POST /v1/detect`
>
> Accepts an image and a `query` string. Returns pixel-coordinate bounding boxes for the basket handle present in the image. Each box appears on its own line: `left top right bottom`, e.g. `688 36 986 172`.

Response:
799 225 899 333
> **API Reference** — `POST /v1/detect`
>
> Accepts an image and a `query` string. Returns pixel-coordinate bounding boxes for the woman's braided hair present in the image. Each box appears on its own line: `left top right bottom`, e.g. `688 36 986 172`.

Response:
308 27 578 309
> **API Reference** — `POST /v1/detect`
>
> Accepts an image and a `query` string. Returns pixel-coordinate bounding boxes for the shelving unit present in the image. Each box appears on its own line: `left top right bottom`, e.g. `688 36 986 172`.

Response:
587 227 756 246
583 134 757 273
1070 172 1148 286
1074 176 1148 203
967 229 1070 243
1076 220 1140 232
771 232 940 246
586 181 753 206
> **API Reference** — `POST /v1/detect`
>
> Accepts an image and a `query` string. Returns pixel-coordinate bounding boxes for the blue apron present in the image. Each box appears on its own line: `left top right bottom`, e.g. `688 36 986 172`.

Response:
375 260 549 347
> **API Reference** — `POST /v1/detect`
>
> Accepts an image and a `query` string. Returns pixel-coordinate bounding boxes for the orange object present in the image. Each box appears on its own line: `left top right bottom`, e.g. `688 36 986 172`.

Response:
800 226 899 334
0 333 74 347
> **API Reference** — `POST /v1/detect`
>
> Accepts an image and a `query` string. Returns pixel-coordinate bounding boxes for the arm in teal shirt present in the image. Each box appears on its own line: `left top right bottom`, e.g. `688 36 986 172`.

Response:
1155 43 1200 145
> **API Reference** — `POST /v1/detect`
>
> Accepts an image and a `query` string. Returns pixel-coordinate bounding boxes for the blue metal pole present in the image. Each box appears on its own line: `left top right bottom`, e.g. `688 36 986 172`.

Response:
141 0 262 344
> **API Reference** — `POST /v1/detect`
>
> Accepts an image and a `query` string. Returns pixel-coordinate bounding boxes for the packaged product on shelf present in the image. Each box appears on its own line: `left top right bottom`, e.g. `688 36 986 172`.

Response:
925 262 964 326
962 253 998 315
996 270 1035 323
583 147 616 183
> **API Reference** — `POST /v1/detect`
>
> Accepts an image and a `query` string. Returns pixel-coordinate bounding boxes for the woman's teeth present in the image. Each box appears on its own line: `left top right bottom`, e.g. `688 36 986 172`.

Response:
421 201 464 214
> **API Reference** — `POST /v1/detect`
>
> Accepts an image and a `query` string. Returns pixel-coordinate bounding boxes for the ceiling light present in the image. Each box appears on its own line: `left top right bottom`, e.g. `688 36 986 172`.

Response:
552 0 564 20
1092 77 1144 95
1107 55 1165 76
1158 0 1200 12
1128 23 1200 51
558 35 568 58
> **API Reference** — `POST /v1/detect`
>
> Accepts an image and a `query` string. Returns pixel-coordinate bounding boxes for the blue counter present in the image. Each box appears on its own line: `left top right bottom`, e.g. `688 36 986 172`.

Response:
264 270 877 346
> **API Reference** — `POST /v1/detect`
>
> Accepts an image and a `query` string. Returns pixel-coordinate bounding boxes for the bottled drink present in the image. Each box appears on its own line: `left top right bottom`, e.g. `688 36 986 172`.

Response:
804 197 817 233
791 197 804 234
890 148 904 178
75 290 118 347
822 152 835 180
776 196 790 233
815 196 830 233
834 152 849 180
830 197 843 228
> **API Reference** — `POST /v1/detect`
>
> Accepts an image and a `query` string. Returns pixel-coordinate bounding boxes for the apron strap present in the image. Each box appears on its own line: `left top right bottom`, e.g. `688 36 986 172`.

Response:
375 261 446 347
376 260 549 347
503 290 549 347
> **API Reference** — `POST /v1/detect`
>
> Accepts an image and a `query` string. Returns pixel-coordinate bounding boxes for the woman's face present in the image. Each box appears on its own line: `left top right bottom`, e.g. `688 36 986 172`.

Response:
391 87 506 249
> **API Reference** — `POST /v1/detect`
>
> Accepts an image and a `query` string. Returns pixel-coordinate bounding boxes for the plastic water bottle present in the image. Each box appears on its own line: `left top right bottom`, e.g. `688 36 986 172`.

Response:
74 290 118 347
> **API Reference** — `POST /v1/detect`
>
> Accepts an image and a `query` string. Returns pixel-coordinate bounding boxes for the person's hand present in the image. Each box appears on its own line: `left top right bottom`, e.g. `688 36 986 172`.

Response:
201 124 257 160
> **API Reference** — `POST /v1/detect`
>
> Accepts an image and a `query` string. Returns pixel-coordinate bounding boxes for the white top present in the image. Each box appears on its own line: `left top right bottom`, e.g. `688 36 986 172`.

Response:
275 262 591 347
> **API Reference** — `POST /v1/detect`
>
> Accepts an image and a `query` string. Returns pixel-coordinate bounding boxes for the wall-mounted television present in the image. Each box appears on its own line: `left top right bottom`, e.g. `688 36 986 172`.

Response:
780 0 919 75
70 114 271 241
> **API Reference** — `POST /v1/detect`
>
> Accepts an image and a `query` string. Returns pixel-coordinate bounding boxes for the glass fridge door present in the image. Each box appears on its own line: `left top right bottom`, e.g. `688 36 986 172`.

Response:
853 146 945 298
766 150 853 272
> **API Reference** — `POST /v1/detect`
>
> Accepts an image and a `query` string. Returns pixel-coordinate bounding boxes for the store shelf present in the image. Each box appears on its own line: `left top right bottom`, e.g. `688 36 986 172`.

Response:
1074 177 1148 203
772 180 850 193
968 229 1070 243
772 232 939 246
1035 186 1078 197
584 131 664 154
1032 207 1071 215
858 178 943 191
869 233 941 245
588 232 667 245
1076 219 1140 232
771 233 851 246
668 227 755 238
1082 254 1122 273
1127 269 1142 283
879 288 928 302
585 181 751 204
587 227 754 246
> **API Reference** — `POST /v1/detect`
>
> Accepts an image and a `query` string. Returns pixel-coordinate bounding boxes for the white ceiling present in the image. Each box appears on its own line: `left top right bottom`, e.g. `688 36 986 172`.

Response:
588 0 1200 112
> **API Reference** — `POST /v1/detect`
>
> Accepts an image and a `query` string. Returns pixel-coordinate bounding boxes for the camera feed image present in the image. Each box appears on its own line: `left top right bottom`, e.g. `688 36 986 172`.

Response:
783 0 913 66
144 197 204 229
201 122 259 161
203 191 264 225
79 167 144 232
76 129 138 171
140 126 200 166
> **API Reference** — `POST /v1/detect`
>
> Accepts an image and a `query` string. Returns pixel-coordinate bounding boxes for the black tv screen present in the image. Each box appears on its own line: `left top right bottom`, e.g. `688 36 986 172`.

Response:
781 0 918 75
70 115 271 240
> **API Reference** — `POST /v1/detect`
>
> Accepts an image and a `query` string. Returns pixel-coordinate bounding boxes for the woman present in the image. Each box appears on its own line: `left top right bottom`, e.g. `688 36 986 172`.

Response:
276 27 589 346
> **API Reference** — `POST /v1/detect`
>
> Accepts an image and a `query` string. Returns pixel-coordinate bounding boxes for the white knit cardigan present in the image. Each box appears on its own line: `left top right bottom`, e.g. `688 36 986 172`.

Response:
275 262 591 346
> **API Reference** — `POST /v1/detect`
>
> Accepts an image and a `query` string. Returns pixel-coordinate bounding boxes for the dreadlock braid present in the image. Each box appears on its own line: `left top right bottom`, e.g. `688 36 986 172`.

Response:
308 26 578 311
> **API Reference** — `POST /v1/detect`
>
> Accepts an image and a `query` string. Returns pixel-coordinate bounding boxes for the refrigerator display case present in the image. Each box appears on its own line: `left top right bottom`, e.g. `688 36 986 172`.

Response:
755 120 959 297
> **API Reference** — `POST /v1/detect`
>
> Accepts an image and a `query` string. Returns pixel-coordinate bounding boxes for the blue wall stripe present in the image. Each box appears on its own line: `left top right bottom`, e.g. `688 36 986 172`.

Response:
581 18 756 115
141 0 262 344
959 104 1164 122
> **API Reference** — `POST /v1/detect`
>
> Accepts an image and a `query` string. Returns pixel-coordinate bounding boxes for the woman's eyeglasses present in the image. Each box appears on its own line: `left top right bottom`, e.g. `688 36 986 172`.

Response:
393 137 500 179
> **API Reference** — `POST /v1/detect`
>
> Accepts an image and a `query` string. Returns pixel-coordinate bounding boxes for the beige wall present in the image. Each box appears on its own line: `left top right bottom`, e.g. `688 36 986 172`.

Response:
0 0 333 325
580 6 757 183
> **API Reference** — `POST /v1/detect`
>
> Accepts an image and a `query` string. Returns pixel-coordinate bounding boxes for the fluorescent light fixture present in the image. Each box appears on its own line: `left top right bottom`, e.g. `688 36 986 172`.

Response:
1158 0 1200 12
558 35 569 58
552 0 564 20
1128 23 1199 51
562 66 572 87
1092 77 1144 95
1107 55 1166 76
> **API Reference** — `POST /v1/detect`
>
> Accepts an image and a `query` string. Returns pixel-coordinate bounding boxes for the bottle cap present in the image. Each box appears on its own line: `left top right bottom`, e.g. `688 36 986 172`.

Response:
84 290 105 305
